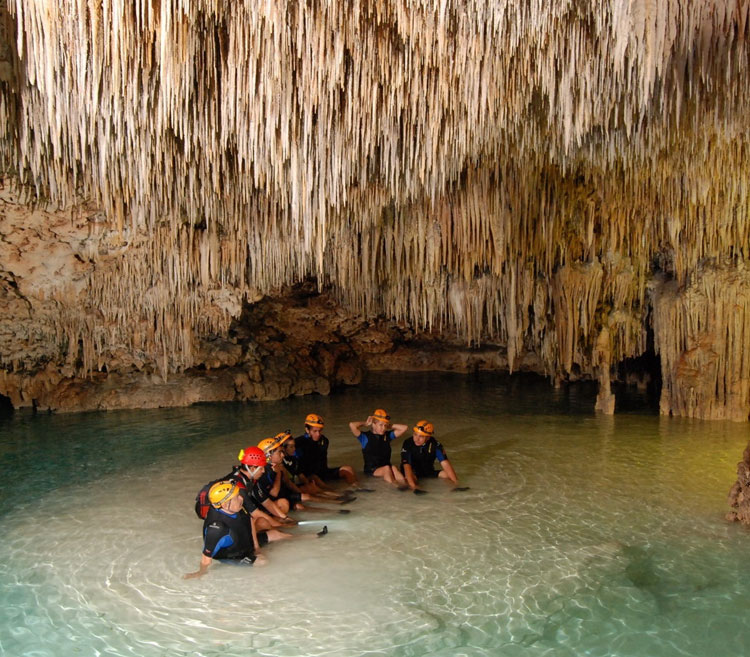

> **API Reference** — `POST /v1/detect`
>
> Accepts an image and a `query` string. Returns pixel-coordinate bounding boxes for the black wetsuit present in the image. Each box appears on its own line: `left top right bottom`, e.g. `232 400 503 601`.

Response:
283 453 301 483
295 433 340 480
202 506 256 562
400 436 448 478
357 430 395 475
250 465 279 507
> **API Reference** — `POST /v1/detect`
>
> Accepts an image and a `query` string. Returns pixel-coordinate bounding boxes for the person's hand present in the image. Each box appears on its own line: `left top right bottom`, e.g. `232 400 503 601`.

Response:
183 570 205 579
254 553 268 566
366 416 373 425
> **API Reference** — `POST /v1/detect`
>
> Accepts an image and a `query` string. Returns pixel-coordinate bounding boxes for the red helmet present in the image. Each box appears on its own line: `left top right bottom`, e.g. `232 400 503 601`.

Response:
238 446 266 467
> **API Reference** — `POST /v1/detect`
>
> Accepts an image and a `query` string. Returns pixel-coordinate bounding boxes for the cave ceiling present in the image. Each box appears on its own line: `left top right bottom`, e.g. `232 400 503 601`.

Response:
1 1 749 418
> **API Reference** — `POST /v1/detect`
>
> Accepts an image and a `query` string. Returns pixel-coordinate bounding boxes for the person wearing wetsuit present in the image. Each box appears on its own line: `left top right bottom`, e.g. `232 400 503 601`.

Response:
348 408 408 486
185 480 266 578
295 413 358 486
274 431 353 508
221 445 294 535
251 436 296 523
400 420 459 493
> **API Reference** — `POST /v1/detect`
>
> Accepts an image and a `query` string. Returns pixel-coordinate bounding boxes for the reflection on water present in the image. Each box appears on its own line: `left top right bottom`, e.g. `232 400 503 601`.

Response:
1 372 749 657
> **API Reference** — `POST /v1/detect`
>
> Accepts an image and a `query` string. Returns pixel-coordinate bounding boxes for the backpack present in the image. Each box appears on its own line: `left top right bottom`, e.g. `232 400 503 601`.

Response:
194 473 245 519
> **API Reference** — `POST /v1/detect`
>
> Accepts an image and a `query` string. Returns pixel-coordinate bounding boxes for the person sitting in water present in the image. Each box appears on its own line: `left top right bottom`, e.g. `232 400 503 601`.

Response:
221 445 293 533
349 409 407 485
279 434 354 505
295 413 359 488
400 420 458 494
272 431 354 509
184 480 266 578
252 435 297 523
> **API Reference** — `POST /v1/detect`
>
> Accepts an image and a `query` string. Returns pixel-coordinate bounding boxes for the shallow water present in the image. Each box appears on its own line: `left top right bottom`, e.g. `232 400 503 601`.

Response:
1 372 749 657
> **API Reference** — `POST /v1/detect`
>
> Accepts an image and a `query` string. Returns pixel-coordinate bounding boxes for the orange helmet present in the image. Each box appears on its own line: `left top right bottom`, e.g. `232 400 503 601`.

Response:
274 430 292 448
305 413 324 429
257 437 278 454
372 409 390 423
208 480 240 508
413 420 434 437
238 446 266 467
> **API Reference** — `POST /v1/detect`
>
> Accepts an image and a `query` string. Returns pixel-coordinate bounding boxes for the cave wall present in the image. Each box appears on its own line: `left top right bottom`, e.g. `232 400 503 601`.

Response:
1 2 750 417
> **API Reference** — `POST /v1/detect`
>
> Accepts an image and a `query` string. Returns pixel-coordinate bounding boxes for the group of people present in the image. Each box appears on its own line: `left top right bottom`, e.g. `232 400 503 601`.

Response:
184 409 460 578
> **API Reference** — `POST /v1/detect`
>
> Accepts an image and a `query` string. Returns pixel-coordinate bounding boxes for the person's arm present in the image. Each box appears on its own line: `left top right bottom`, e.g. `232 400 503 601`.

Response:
281 467 302 493
349 418 371 437
184 554 212 579
402 463 419 490
391 424 408 439
269 468 283 497
440 459 458 483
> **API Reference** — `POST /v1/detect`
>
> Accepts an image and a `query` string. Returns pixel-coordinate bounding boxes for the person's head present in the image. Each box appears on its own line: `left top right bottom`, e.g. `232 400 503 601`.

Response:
208 480 243 513
238 445 267 479
412 420 434 446
283 436 297 456
258 438 278 465
273 430 293 454
371 408 391 435
305 413 324 440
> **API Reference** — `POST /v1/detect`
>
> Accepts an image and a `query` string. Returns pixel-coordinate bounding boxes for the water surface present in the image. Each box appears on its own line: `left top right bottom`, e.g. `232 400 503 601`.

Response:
1 373 748 657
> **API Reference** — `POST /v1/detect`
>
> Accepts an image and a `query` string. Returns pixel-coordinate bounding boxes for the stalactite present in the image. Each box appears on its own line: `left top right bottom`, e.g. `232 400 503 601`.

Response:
0 1 748 419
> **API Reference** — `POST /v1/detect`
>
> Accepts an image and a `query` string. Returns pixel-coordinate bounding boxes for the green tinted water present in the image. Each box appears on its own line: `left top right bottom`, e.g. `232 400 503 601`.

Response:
1 373 748 657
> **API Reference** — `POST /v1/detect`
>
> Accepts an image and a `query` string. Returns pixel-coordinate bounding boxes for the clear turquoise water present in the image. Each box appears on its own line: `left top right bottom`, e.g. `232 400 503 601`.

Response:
1 372 748 657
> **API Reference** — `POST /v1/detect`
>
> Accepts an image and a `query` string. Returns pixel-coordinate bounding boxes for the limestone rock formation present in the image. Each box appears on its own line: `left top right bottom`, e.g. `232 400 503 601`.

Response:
1 1 750 422
727 442 750 525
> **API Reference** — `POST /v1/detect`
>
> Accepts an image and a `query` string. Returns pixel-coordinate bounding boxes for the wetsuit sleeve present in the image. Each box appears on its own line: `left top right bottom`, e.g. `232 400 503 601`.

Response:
203 521 234 558
387 430 396 442
240 488 260 513
356 433 368 448
435 441 448 462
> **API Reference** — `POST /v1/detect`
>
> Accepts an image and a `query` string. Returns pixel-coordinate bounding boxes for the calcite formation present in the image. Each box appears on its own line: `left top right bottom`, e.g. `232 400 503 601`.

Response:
0 1 750 427
727 442 750 525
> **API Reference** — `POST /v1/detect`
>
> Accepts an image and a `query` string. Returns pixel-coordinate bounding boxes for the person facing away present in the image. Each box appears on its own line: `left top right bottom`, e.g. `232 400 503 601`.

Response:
400 420 458 493
295 413 358 487
349 408 407 485
184 480 266 578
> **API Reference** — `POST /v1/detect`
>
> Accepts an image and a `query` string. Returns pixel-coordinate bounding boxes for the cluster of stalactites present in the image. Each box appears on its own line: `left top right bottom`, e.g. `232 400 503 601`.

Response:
652 262 750 421
1 1 749 384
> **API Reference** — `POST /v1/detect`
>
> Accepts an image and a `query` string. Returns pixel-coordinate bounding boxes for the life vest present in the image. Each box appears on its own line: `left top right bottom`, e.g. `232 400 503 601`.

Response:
202 505 254 560
401 436 444 477
361 430 393 473
294 433 330 476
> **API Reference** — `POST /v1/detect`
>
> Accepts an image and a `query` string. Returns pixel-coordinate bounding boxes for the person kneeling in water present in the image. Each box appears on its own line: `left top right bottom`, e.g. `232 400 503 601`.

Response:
349 409 407 486
400 420 459 494
185 480 266 578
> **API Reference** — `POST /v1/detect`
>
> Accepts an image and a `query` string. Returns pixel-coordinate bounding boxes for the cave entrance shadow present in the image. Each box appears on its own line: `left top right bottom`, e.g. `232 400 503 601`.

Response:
613 342 662 415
